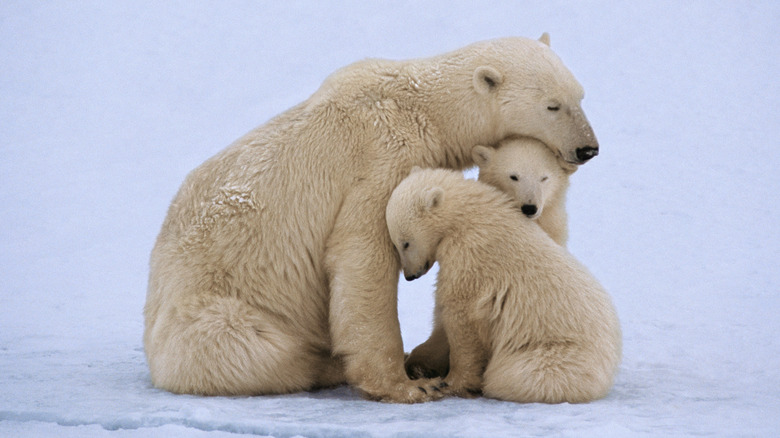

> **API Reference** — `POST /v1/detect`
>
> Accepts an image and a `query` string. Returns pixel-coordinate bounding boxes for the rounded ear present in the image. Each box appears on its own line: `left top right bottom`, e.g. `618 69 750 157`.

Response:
473 66 503 95
422 187 444 212
538 32 551 46
471 145 493 167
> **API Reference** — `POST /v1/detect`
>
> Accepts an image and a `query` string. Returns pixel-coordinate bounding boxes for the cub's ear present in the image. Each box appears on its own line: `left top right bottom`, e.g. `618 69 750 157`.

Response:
471 145 494 167
421 187 444 212
539 32 551 46
473 66 503 94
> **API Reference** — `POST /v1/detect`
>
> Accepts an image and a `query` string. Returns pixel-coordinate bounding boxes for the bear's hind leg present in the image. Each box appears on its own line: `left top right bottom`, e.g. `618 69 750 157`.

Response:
313 354 346 389
146 295 322 396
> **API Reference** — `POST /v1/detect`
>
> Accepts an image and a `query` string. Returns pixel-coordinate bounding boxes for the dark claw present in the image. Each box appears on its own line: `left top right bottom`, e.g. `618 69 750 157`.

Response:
438 382 449 388
418 386 427 394
432 385 442 392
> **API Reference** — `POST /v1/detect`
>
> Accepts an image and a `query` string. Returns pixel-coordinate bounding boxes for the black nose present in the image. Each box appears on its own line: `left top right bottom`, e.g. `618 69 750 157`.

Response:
576 146 599 163
405 274 418 281
521 204 537 217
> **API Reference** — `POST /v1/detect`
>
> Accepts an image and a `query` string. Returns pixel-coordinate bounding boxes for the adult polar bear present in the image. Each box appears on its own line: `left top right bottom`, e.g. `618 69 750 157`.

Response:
144 34 599 403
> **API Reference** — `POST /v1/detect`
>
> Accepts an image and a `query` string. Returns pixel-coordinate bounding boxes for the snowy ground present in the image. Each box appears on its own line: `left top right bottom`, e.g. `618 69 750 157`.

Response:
2 1 779 437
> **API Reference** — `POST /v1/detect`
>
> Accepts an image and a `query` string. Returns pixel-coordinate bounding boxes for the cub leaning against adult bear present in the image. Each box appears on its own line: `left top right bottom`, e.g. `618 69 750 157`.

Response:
387 167 621 403
405 137 577 380
144 33 599 403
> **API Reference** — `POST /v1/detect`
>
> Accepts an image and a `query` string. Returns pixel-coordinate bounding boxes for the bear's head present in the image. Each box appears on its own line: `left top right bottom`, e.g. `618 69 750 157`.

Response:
386 167 447 281
470 34 599 165
472 137 574 219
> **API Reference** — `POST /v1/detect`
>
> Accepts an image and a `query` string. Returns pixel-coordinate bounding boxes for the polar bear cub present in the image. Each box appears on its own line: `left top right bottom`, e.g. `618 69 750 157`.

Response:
387 168 621 403
404 138 576 380
472 137 576 246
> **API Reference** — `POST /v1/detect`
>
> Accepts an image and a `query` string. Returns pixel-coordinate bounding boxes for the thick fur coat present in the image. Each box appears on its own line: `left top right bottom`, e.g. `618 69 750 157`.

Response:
406 137 576 379
387 168 621 403
144 35 599 402
474 136 576 246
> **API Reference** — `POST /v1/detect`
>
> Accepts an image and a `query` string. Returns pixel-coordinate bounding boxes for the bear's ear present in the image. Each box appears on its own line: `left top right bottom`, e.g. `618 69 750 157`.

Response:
421 187 444 212
539 32 551 47
473 66 503 95
471 145 493 167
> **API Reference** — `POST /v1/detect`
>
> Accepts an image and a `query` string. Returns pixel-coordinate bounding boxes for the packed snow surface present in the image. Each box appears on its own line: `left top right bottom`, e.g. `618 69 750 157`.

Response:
1 1 778 437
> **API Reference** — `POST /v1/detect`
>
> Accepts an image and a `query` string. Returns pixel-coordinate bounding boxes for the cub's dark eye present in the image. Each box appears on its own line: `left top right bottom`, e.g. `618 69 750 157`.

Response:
541 176 549 182
547 105 560 111
510 175 519 181
402 242 410 250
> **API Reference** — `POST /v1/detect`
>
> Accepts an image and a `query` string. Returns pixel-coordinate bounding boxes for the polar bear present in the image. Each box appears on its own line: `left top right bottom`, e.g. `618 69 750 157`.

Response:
473 136 576 246
144 34 600 403
387 168 621 403
405 137 576 380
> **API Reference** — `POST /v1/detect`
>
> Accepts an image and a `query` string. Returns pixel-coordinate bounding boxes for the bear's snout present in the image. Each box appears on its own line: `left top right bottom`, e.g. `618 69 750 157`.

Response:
405 260 432 281
521 204 538 217
575 146 599 163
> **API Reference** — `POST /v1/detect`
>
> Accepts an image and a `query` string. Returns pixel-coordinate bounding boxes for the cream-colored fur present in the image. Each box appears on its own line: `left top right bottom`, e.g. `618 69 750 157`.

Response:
144 35 599 403
473 137 576 246
387 168 621 403
405 137 575 379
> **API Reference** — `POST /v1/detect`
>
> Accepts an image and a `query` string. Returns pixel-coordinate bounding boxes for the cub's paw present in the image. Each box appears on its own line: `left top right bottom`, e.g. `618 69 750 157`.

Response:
405 354 449 380
441 378 482 399
360 378 448 403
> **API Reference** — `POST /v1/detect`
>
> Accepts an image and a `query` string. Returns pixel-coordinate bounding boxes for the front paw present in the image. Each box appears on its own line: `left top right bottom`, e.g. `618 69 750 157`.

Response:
359 377 448 403
441 377 482 399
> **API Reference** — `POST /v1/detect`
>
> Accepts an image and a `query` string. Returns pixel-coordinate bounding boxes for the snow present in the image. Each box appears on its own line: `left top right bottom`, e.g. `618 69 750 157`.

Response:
1 1 779 436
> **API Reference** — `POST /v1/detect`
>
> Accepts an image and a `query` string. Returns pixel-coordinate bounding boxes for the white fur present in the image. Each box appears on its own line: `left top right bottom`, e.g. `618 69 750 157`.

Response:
387 168 621 403
405 137 575 380
473 136 576 246
144 35 598 402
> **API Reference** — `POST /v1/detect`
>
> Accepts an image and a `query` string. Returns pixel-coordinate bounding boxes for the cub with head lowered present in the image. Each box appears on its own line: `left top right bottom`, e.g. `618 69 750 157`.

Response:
405 137 577 380
387 168 620 403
